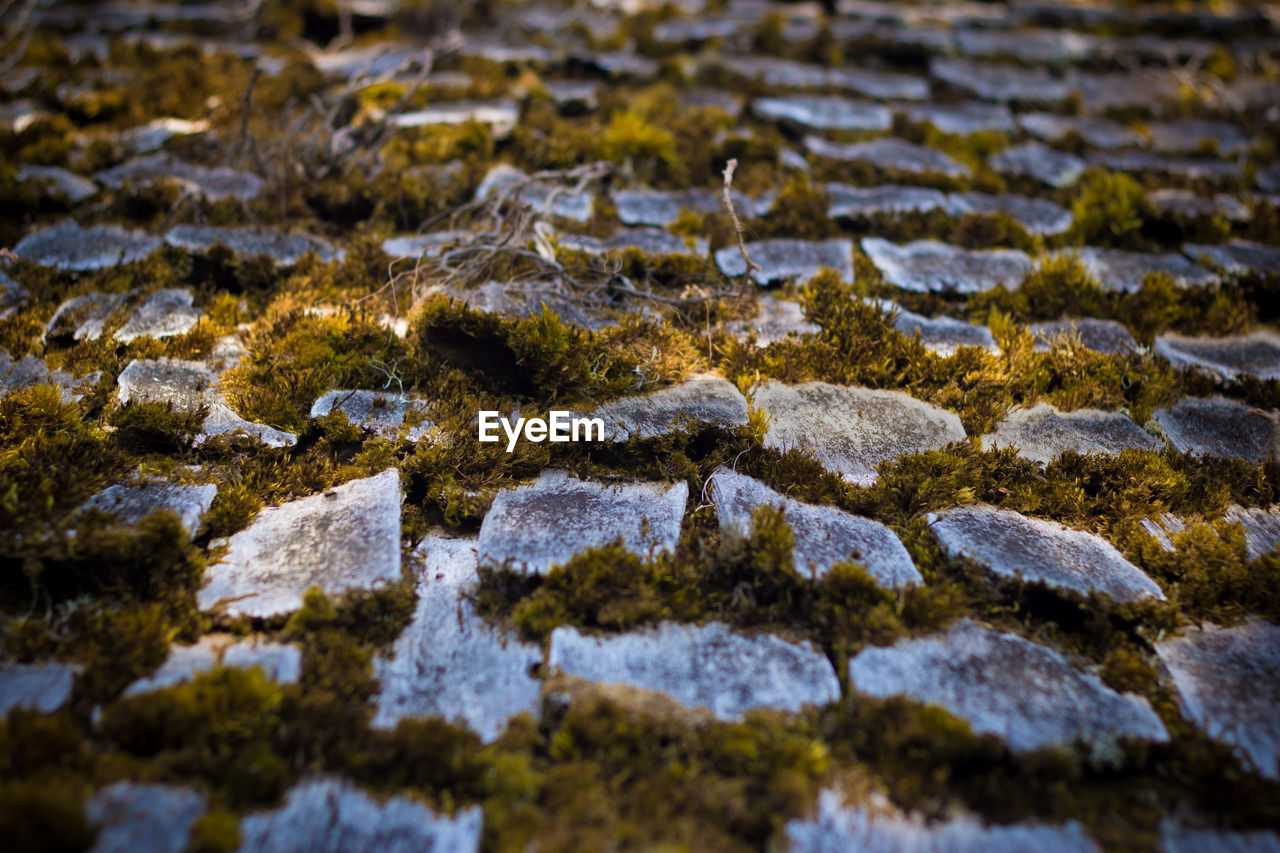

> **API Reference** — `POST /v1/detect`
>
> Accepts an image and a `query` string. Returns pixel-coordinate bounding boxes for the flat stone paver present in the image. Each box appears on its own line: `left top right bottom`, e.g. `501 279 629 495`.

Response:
981 403 1159 464
113 289 202 342
197 470 402 618
16 164 98 202
85 782 207 853
1145 120 1250 156
848 620 1169 758
1149 190 1251 223
548 621 841 720
311 389 434 441
1029 319 1137 355
1016 112 1144 149
45 291 134 342
953 26 1098 63
81 481 217 537
15 221 160 271
1222 505 1280 562
1078 247 1219 293
900 101 1015 134
862 238 1032 294
373 534 542 742
1156 619 1280 780
826 183 949 219
754 381 966 486
558 227 703 257
1159 820 1280 853
0 662 80 716
477 470 687 575
753 95 892 131
928 505 1166 602
613 187 767 227
1150 397 1275 465
716 238 854 285
588 375 749 440
122 634 301 696
708 466 921 586
729 295 819 346
1087 150 1239 182
804 136 971 178
1 348 101 403
95 154 263 201
237 778 483 853
946 192 1073 236
393 99 520 138
1154 332 1280 382
1185 241 1280 277
165 225 340 265
878 300 999 355
990 142 1085 187
930 57 1071 103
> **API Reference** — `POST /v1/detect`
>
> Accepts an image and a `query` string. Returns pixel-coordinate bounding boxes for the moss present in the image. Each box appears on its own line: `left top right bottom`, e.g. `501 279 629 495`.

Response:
0 781 95 853
186 811 241 853
107 401 207 456
1068 170 1152 249
747 175 837 240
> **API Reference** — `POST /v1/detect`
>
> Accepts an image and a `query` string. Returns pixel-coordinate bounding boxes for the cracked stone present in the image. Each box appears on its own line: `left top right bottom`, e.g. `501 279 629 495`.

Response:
476 164 594 222
880 301 1000 355
826 183 949 219
588 375 749 441
1149 189 1251 222
236 778 483 853
114 289 203 342
85 782 207 853
1154 331 1280 382
0 662 80 716
946 192 1073 235
1078 247 1219 293
1151 396 1276 465
16 164 98 202
15 220 161 270
373 534 542 742
901 101 1015 135
804 136 971 178
95 153 263 201
1156 619 1280 780
754 381 966 485
929 505 1165 602
393 99 520 139
862 237 1032 294
165 225 341 265
981 403 1159 464
930 57 1071 103
728 295 819 345
708 466 921 586
990 142 1085 187
198 470 402 618
123 634 302 696
44 291 134 343
752 94 892 131
0 348 100 402
1017 112 1144 149
1146 120 1250 156
1184 241 1280 277
848 620 1170 758
81 481 218 537
478 470 687 575
311 389 435 441
1222 505 1280 562
715 238 853 285
548 621 841 720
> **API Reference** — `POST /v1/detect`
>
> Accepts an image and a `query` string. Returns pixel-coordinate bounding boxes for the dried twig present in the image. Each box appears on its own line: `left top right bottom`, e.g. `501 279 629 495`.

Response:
722 158 760 283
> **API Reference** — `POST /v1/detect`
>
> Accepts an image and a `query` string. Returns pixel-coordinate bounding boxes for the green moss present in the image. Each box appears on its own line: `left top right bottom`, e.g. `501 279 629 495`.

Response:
0 781 95 853
186 811 241 853
1068 170 1152 248
107 401 207 456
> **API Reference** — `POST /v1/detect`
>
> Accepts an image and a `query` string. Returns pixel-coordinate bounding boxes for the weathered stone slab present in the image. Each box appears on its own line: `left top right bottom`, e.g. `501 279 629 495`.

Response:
381 231 465 260
1185 241 1280 277
1029 319 1138 355
478 471 687 575
476 164 594 222
440 281 615 331
1159 820 1280 853
953 26 1098 63
879 301 999 355
237 778 483 853
930 57 1071 104
114 289 203 342
123 634 302 696
1222 505 1280 562
1066 70 1182 113
0 269 24 319
787 789 1102 853
579 51 659 79
1078 247 1219 293
311 389 434 441
542 80 599 111
1017 112 1144 149
15 221 161 271
1139 512 1187 553
928 505 1165 602
848 620 1170 757
1087 150 1239 182
946 192 1073 235
81 481 217 536
373 534 542 741
558 227 702 257
1149 190 1251 223
753 95 892 131
117 358 297 448
16 164 98 203
95 154 263 201
990 142 1085 188
0 348 100 402
1151 397 1275 465
862 238 1032 294
754 381 966 486
0 662 80 716
1156 619 1280 780
198 470 402 618
709 466 921 586
981 403 1159 464
804 136 971 178
715 238 854 285
44 291 134 343
1154 332 1280 382
309 43 426 78
165 225 341 265
829 67 931 101
614 187 729 226
393 99 520 139
85 782 207 853
901 101 1015 135
826 183 949 219
548 621 840 720
588 375 749 441
1146 120 1250 156
729 295 820 345
120 117 210 155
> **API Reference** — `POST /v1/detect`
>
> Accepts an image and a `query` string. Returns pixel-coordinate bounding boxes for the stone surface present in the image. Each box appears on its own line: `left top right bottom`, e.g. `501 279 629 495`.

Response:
803 136 970 178
1154 332 1280 382
715 238 854 285
1149 190 1251 223
953 26 1098 63
1223 505 1280 562
1185 241 1280 277
729 295 820 345
1087 150 1239 182
1146 120 1250 156
613 187 766 226
1156 619 1280 780
478 470 687 575
45 291 134 343
558 227 702 257
16 164 98 202
0 348 100 402
120 117 209 154
1078 247 1219 293
1151 397 1276 465
0 662 80 716
165 225 341 264
826 183 949 219
1029 319 1138 355
946 192 1073 235
15 220 161 270
393 99 519 138
787 790 1102 853
373 534 542 741
588 375 749 441
85 782 207 853
754 381 966 486
982 403 1159 464
1066 69 1182 113
861 238 1032 294
928 505 1166 602
548 621 841 720
1017 112 1144 149
197 470 402 617
990 142 1085 187
236 778 483 853
1159 820 1280 853
95 154 263 201
753 95 892 131
930 57 1071 103
117 358 298 448
123 634 301 696
848 620 1169 757
708 466 920 586
81 481 217 536
0 269 24 319
114 289 203 342
311 389 434 441
475 164 593 222
901 101 1015 135
879 301 999 355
